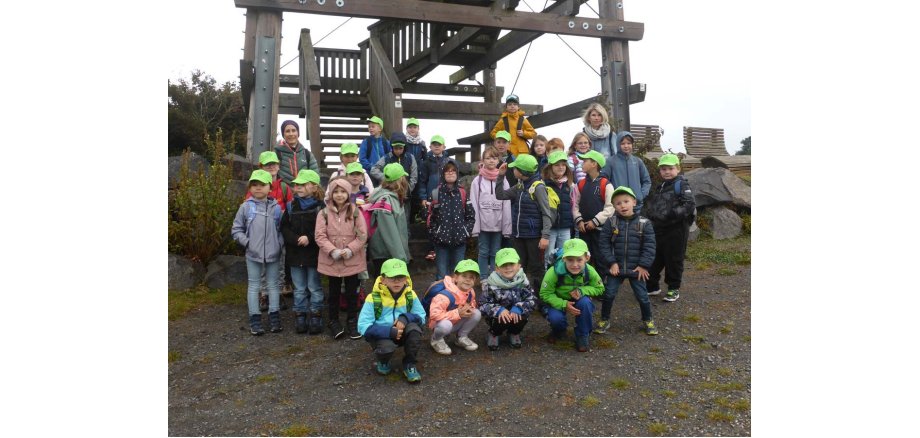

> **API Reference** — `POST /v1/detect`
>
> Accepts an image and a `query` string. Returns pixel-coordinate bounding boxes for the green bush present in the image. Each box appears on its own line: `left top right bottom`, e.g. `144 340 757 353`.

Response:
168 130 241 264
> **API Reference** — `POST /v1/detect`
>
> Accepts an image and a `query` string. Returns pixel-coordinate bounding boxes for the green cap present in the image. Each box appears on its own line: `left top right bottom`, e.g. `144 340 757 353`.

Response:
562 238 590 258
345 162 365 174
508 154 538 174
259 151 280 165
340 143 359 155
368 116 384 129
495 130 511 142
383 163 409 182
406 117 420 127
430 134 445 145
658 153 680 167
505 94 519 103
291 169 320 185
494 248 520 267
453 259 480 275
547 150 568 164
581 150 606 168
249 169 273 185
380 258 410 277
612 186 637 199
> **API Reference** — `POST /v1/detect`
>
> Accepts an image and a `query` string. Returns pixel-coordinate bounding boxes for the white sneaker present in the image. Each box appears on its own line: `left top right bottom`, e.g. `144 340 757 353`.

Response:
647 289 661 296
431 338 452 355
456 336 479 351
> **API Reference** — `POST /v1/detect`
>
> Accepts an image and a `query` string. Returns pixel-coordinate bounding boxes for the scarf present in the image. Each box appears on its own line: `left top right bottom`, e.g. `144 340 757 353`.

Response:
478 162 500 181
487 269 528 289
583 123 611 140
555 175 569 186
405 133 423 144
293 195 321 211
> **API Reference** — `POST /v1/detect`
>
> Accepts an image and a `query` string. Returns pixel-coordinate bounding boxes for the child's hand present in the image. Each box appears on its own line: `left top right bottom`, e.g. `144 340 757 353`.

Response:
577 222 586 233
516 130 524 137
497 163 507 175
565 301 581 316
342 248 354 259
538 238 549 250
634 266 650 281
297 236 309 246
510 312 520 323
393 320 406 340
569 288 582 300
498 309 511 324
421 200 429 209
609 264 620 277
585 221 596 231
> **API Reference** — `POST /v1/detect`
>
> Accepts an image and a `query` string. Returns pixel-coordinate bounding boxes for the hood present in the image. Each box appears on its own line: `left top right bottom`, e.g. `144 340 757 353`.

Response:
368 186 405 214
324 178 356 216
615 131 635 155
439 158 460 181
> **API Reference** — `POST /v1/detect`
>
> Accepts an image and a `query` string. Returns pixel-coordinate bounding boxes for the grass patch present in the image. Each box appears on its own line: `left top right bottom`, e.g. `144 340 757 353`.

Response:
610 378 630 390
169 284 247 320
683 314 701 323
694 262 712 271
717 267 737 276
168 351 181 364
649 346 661 353
716 367 733 376
674 367 691 377
685 236 751 266
716 397 750 412
593 337 617 349
661 390 676 398
741 213 751 234
279 424 312 436
675 411 688 419
719 322 734 334
286 345 304 354
743 335 751 342
581 395 600 408
639 390 651 398
255 374 276 383
707 410 736 422
648 422 669 436
682 335 705 344
385 373 402 382
699 381 745 392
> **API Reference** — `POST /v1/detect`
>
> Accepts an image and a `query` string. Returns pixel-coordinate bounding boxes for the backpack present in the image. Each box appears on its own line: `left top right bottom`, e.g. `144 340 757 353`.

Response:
369 287 417 320
421 280 472 318
245 200 282 231
576 176 609 201
527 180 560 210
426 186 467 228
607 216 651 247
502 115 530 148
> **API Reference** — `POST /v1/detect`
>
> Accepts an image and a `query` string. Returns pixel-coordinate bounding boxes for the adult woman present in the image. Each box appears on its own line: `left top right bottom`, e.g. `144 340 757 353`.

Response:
276 120 320 184
581 103 616 160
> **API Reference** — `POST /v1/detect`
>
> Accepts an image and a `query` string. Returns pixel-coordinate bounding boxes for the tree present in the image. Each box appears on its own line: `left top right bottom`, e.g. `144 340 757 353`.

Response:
737 136 751 155
168 70 248 157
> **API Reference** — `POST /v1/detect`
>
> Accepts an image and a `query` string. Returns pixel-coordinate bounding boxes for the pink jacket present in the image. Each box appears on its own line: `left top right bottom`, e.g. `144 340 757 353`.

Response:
427 276 478 329
314 179 368 277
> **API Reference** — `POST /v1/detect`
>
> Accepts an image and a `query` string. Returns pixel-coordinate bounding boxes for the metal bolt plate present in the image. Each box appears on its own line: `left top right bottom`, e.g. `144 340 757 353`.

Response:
582 22 589 30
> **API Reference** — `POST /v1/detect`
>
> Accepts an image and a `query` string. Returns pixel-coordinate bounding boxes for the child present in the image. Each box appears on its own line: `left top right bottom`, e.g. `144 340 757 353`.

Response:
315 178 369 339
490 94 536 157
367 163 411 276
539 238 604 352
428 159 475 280
359 116 391 178
281 169 325 335
357 258 426 383
418 135 450 261
567 132 593 183
495 154 557 289
343 162 373 232
404 118 427 224
371 132 418 224
277 119 320 184
492 131 518 187
479 248 536 350
542 151 577 268
600 131 651 215
546 137 566 155
471 146 512 279
580 103 616 159
247 151 294 311
642 154 696 302
231 169 284 335
427 260 482 355
329 143 374 193
571 150 614 273
531 135 549 172
595 186 659 336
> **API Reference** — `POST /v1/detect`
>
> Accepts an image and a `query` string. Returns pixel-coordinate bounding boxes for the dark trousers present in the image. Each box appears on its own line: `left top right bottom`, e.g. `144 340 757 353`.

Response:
646 224 690 291
602 275 652 322
327 275 360 321
486 316 528 335
581 229 604 275
367 322 423 368
512 237 543 288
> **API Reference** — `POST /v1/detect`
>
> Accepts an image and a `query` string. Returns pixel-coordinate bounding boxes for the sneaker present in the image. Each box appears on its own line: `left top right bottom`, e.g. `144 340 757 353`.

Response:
456 336 478 351
329 320 345 339
294 312 308 334
663 289 680 302
308 312 323 335
487 333 499 351
575 335 590 352
645 320 659 336
249 314 265 336
259 294 269 312
647 289 661 296
403 366 422 383
430 338 452 355
268 311 283 333
593 319 610 334
347 319 362 340
375 361 392 375
425 251 436 261
509 334 522 349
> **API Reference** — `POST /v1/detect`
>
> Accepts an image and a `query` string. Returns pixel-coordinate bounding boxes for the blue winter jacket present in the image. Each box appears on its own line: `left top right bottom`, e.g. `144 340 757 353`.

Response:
359 135 392 176
357 277 426 341
600 131 651 209
596 214 656 278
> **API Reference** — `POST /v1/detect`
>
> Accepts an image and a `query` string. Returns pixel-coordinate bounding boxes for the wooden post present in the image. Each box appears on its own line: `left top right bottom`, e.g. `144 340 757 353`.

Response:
479 66 499 161
243 8 282 163
599 0 630 132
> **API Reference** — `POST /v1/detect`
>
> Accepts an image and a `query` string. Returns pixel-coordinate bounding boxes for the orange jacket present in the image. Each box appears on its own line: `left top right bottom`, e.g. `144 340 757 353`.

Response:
427 276 478 329
490 110 536 157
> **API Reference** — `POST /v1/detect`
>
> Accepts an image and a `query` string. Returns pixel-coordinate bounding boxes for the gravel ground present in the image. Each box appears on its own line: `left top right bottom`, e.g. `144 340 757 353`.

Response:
169 261 751 436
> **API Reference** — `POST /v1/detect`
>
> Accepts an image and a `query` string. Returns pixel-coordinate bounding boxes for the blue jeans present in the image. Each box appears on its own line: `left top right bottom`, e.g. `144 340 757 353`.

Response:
435 244 467 280
601 275 652 322
544 227 571 267
247 259 280 315
545 296 595 338
290 266 324 314
477 231 503 280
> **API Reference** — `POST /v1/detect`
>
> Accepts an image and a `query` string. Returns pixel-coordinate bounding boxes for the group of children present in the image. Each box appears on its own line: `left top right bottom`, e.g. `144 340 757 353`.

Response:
230 100 697 383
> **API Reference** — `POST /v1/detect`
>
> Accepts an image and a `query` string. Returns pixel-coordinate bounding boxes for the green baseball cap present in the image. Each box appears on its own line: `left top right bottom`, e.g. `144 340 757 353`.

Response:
581 150 606 168
380 258 409 278
406 117 420 127
368 116 384 129
494 248 520 267
291 169 320 185
562 238 590 258
658 153 680 167
495 130 511 142
340 143 359 155
258 151 280 165
505 94 519 103
430 134 445 145
508 154 537 174
453 259 480 275
547 150 568 164
612 186 637 199
345 162 365 174
383 163 409 182
249 169 273 185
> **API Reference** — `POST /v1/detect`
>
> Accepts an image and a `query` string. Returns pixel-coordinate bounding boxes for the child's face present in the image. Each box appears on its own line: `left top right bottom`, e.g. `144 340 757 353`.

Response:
293 183 308 198
564 255 587 275
613 194 636 217
513 169 524 180
430 142 445 155
574 137 591 153
262 162 280 177
392 145 405 157
406 125 419 136
505 102 520 113
381 275 408 293
283 124 299 145
494 139 509 154
551 161 567 178
659 165 680 181
443 165 458 184
497 262 520 280
482 154 499 169
588 110 603 129
341 153 358 165
581 159 597 174
533 140 546 156
454 272 478 291
620 137 634 154
305 182 319 196
347 172 364 188
249 182 270 199
368 122 382 137
332 186 349 205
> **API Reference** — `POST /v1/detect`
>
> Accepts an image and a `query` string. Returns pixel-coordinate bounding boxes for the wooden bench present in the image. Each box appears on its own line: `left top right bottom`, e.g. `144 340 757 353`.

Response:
683 126 727 157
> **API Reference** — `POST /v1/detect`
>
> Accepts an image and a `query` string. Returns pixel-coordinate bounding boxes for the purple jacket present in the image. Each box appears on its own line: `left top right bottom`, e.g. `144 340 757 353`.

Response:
471 175 512 237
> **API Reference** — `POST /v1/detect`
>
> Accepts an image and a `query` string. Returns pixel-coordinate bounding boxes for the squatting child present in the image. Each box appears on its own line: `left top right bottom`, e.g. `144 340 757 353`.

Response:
539 238 604 352
479 248 536 350
426 260 482 355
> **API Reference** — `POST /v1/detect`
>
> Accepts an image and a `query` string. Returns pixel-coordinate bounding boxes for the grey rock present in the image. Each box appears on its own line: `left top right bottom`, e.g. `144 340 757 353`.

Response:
688 219 700 242
684 168 751 209
710 206 743 240
168 152 210 189
226 180 249 203
168 253 205 291
225 154 256 181
204 255 248 289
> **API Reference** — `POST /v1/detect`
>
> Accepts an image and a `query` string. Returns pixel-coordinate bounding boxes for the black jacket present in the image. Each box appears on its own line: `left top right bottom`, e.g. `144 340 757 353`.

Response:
643 175 696 228
280 197 322 267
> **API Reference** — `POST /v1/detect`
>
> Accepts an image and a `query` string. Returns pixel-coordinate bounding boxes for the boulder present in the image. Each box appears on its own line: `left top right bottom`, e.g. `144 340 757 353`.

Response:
710 206 742 240
168 253 205 291
204 255 248 289
684 168 751 209
226 180 249 204
225 153 256 181
688 222 700 242
718 168 751 209
168 152 209 189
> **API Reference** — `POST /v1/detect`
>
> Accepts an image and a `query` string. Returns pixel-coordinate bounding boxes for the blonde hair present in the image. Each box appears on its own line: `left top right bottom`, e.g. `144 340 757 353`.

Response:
381 177 408 204
568 132 591 155
581 103 610 126
482 145 501 160
546 138 566 154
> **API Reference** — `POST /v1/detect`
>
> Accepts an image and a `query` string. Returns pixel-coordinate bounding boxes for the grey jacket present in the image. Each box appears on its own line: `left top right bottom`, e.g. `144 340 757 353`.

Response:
231 198 284 263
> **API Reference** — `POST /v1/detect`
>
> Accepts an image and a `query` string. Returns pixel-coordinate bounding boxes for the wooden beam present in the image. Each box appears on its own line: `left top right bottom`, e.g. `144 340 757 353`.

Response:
403 82 489 96
234 0 643 39
457 95 602 145
402 99 542 121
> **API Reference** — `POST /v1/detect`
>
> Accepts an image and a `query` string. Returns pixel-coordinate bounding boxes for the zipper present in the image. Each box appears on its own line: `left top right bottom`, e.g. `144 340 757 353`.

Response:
622 216 628 270
516 190 523 238
263 201 269 263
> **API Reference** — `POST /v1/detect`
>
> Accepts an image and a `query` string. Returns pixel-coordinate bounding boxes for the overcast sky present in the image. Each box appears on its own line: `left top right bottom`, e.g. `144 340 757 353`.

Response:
167 0 750 154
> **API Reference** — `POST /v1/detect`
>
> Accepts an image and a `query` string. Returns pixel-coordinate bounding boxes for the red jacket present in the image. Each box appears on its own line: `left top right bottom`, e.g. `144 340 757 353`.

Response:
245 178 293 212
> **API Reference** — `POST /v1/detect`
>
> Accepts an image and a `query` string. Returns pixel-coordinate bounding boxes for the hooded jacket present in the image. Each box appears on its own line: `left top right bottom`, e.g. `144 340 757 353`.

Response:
328 163 374 193
538 260 604 311
597 213 656 278
490 110 536 157
644 174 696 228
367 187 410 261
357 276 426 340
427 275 478 329
428 159 475 247
275 140 320 184
600 131 652 206
359 134 392 177
314 178 368 277
479 269 536 318
370 151 418 193
419 150 450 201
231 197 283 263
471 172 512 236
280 195 322 268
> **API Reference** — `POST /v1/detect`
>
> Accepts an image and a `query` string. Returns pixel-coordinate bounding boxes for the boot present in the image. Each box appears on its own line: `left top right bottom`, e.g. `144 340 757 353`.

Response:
328 315 345 340
308 311 323 335
295 312 308 334
269 311 283 333
249 314 265 336
347 314 361 340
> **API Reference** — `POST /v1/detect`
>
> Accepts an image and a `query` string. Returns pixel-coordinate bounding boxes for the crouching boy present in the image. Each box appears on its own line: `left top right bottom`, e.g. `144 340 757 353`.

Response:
539 238 604 352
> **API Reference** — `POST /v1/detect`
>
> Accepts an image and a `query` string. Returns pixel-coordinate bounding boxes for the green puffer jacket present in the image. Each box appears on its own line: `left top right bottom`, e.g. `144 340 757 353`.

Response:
275 141 320 184
539 261 604 311
366 188 410 262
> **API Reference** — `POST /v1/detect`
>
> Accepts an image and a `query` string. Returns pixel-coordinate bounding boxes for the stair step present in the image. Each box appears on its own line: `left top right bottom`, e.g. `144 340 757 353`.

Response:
320 117 366 125
321 126 370 132
323 134 367 140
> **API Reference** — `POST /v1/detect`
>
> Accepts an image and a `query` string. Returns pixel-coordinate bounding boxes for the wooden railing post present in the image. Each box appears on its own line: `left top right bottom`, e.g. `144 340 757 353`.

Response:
299 29 323 166
367 36 404 138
